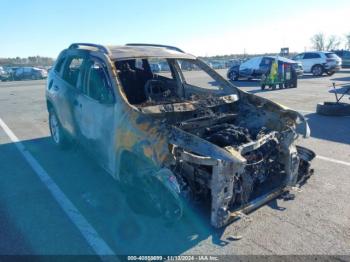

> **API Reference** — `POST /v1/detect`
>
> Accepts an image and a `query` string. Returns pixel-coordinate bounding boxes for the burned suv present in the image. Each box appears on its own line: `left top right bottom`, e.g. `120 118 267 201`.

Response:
46 43 315 228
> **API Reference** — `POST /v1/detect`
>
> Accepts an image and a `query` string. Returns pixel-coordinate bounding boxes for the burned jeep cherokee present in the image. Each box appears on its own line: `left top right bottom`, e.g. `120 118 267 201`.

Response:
46 43 315 228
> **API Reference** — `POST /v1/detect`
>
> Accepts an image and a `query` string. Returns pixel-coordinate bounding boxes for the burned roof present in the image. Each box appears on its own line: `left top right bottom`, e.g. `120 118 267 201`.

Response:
68 43 196 60
107 45 196 60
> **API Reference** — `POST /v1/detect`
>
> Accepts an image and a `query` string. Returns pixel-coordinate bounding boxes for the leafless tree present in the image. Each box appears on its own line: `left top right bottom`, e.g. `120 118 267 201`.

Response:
325 35 341 51
311 33 343 51
311 33 325 51
346 33 350 49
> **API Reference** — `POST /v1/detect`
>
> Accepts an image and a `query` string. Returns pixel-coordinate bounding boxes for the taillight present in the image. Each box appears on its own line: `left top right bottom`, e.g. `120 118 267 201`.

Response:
326 58 335 63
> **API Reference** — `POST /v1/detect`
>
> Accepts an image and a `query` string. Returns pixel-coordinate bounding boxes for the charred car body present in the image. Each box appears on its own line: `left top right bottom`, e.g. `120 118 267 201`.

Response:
46 43 315 228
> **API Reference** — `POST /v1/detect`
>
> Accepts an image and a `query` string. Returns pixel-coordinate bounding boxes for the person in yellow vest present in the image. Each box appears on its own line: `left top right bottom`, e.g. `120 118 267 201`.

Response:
269 58 278 82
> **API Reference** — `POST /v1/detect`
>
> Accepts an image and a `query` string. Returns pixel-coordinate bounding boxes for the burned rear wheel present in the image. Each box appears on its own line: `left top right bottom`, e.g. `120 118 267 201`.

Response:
49 108 70 149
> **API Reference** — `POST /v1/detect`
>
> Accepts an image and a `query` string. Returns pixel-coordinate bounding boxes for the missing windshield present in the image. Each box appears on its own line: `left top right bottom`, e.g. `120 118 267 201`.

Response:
115 58 237 107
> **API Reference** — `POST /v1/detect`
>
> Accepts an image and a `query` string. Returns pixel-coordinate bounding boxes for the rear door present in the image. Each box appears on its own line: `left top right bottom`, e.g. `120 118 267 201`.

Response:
74 56 115 171
50 52 86 138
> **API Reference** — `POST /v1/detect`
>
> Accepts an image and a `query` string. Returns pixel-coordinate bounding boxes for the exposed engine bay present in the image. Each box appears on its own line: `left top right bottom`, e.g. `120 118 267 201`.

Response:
167 103 315 228
178 120 282 200
114 55 315 228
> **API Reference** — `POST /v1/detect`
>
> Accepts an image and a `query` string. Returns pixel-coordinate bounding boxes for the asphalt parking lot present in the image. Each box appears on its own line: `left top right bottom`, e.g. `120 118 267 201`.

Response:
0 69 349 256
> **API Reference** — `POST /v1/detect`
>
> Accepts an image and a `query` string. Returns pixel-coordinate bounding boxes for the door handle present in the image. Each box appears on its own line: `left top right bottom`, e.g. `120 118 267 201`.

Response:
53 85 59 91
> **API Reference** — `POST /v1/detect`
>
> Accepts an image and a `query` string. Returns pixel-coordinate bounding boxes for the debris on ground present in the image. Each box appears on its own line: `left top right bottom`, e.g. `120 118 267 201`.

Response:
226 235 243 241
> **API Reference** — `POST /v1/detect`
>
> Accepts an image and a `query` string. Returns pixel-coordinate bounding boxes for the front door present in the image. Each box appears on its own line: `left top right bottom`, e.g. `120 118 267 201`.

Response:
74 57 116 171
302 53 321 72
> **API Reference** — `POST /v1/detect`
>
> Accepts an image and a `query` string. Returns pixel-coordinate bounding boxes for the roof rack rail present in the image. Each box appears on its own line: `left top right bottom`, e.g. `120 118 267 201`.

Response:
68 43 110 55
126 43 184 53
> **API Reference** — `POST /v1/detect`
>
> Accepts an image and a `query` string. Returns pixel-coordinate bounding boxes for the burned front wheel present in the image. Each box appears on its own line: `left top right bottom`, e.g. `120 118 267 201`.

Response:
143 176 183 224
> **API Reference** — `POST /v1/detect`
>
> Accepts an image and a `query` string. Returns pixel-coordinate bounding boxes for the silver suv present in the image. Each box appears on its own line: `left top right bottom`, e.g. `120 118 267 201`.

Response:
293 51 341 76
46 43 315 228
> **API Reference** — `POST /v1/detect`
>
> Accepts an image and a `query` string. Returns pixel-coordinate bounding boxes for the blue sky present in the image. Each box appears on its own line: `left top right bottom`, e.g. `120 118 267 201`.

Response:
0 0 349 57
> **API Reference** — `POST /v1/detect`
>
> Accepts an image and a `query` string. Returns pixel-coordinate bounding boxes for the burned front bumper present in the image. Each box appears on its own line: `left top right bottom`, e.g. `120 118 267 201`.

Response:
209 145 315 228
170 113 315 228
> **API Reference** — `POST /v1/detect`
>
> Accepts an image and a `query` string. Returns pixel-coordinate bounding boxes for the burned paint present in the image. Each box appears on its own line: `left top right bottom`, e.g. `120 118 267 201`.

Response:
46 43 315 228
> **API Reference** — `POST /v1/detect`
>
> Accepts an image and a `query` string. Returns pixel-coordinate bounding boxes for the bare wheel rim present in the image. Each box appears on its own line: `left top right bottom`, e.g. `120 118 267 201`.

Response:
313 66 322 75
50 113 60 144
144 177 182 221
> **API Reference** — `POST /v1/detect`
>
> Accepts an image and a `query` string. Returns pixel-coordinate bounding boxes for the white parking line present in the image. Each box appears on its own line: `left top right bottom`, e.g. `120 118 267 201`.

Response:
316 155 350 167
1 112 349 259
0 117 116 258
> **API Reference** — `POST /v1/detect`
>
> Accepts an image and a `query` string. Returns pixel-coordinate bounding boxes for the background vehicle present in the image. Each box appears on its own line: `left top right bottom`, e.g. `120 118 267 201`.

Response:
0 66 14 81
332 50 350 68
208 60 225 69
293 51 341 76
225 59 241 68
13 67 48 80
180 60 195 70
149 63 161 73
0 67 7 81
159 61 170 71
227 56 303 81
